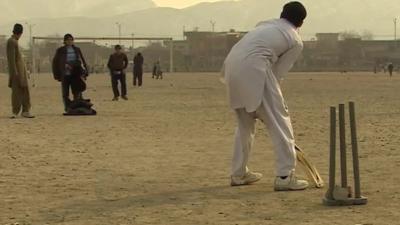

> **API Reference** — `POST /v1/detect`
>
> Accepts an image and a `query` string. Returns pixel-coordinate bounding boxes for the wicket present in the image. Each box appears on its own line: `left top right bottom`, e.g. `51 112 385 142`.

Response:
323 102 368 206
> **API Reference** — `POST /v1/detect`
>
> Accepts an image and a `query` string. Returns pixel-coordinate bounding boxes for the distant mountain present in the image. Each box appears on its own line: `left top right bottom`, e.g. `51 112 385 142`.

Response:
0 0 398 45
175 0 397 38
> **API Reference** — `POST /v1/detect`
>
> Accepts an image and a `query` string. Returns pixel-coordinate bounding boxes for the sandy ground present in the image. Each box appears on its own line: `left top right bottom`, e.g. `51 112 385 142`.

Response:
1 72 400 225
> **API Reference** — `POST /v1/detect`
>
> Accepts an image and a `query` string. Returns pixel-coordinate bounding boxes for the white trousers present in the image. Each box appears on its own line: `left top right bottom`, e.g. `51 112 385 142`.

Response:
231 77 296 177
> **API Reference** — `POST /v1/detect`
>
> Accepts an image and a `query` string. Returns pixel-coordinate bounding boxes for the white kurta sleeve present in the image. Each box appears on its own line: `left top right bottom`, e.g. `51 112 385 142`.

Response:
272 43 303 80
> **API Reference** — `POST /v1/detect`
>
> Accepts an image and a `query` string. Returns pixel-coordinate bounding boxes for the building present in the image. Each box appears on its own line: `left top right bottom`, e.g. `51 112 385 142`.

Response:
183 30 246 71
297 33 400 72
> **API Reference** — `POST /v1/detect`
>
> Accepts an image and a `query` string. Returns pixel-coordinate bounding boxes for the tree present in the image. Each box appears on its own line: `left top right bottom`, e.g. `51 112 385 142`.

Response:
361 30 374 40
339 30 361 40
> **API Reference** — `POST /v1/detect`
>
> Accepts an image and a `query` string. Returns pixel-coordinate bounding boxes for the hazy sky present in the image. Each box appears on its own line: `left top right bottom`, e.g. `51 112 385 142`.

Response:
1 0 399 43
153 0 223 8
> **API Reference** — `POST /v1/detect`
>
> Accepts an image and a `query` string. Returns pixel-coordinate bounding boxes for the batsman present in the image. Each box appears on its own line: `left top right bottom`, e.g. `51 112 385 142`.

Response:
223 2 311 190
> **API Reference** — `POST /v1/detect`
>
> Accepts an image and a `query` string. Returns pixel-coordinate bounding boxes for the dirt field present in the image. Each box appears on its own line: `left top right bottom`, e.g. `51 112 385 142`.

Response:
1 72 399 225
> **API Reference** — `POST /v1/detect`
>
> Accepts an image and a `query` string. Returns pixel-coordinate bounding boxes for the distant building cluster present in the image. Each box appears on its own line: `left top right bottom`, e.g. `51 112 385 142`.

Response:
177 30 247 72
297 33 400 72
1 31 400 73
178 31 400 72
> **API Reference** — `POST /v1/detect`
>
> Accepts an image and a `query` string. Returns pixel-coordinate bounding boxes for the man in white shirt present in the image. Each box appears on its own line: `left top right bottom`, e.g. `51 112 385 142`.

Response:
223 2 308 191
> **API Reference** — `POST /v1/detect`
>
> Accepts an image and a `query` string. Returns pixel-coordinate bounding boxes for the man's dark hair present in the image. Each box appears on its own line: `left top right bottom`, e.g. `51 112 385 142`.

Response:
64 33 74 41
280 1 307 27
13 23 23 35
115 44 122 50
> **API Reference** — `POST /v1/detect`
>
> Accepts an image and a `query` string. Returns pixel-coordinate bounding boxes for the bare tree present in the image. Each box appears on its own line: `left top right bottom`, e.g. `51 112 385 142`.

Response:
339 30 361 40
361 30 374 40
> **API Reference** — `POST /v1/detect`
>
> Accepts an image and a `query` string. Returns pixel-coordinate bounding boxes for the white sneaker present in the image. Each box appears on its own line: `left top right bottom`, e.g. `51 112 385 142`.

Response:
231 171 263 186
10 114 18 119
21 112 35 118
274 172 309 191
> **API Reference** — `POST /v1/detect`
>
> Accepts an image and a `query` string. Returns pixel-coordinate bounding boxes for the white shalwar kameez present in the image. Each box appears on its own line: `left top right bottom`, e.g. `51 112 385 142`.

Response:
223 18 304 177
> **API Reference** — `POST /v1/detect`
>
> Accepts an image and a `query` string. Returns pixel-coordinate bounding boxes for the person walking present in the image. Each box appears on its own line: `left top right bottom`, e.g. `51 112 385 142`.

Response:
133 52 144 87
107 45 128 101
152 60 163 79
388 63 394 77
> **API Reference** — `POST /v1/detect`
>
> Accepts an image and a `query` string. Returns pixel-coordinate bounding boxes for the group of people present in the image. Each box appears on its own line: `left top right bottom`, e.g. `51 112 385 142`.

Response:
6 26 147 116
152 61 163 79
374 63 397 77
7 1 313 192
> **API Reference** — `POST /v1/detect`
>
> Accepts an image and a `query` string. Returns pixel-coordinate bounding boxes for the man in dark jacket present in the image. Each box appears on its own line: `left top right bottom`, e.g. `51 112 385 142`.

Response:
388 63 394 77
107 45 128 100
133 52 144 87
52 33 89 112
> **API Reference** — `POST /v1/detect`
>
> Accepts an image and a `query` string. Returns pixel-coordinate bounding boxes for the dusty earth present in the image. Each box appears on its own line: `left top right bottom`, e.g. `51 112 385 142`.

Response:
1 72 399 225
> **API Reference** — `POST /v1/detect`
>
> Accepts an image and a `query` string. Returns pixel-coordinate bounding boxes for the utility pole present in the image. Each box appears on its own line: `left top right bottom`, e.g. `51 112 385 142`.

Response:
131 33 135 53
25 22 35 77
169 39 174 73
209 20 216 70
116 22 122 44
394 18 397 40
210 20 216 32
25 22 35 47
394 18 398 48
